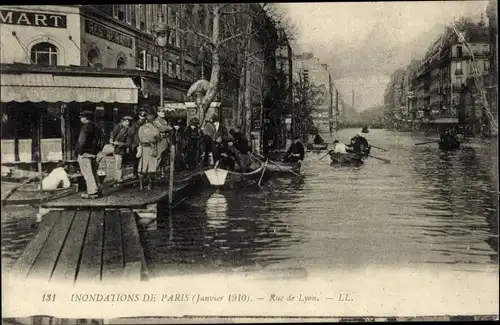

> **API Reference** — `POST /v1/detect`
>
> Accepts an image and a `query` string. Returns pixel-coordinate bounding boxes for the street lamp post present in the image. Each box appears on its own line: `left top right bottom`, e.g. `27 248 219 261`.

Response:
153 13 176 207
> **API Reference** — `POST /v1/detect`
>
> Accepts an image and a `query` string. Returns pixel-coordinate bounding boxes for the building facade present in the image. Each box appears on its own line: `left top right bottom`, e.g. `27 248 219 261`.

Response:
386 16 492 133
292 52 335 134
486 0 498 136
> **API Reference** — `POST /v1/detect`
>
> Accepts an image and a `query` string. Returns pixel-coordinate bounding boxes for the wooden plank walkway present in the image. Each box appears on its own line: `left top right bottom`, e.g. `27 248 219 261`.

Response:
9 208 148 284
41 168 207 209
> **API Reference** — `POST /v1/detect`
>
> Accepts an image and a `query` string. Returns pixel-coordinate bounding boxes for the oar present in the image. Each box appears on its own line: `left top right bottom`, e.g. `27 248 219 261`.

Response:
257 159 268 187
368 154 391 164
319 150 333 161
370 145 389 152
415 140 439 145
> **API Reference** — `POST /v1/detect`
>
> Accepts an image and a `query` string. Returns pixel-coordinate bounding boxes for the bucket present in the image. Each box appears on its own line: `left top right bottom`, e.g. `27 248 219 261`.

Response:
204 168 228 186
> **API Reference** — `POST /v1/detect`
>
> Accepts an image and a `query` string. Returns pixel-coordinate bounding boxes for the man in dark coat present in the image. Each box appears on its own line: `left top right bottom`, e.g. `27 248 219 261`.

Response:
210 115 231 168
75 110 104 199
184 117 202 169
109 116 133 187
313 133 324 145
283 136 305 163
229 126 251 171
347 133 369 154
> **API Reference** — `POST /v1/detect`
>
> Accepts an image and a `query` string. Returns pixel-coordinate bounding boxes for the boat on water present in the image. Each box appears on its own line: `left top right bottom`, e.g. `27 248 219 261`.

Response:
265 161 301 174
1 182 78 206
306 143 328 151
329 152 365 166
204 155 265 188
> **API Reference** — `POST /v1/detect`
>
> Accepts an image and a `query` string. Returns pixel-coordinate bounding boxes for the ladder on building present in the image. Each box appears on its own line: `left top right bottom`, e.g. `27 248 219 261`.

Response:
449 19 498 133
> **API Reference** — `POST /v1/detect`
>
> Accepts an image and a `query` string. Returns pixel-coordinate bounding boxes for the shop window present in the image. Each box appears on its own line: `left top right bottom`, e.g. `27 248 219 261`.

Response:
30 42 58 66
87 48 100 67
117 57 127 69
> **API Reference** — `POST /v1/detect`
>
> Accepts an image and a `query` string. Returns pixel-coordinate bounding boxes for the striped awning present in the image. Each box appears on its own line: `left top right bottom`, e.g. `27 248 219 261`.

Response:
1 73 138 104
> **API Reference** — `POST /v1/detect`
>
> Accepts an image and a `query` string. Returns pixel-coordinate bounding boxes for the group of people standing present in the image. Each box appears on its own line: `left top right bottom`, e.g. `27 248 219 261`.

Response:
74 108 254 199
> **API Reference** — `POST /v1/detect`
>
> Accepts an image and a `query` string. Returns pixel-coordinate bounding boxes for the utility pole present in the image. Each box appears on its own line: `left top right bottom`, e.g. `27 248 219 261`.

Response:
335 88 339 130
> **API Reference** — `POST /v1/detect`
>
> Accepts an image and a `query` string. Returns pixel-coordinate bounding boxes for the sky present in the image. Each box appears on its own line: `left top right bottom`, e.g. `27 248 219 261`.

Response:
283 1 490 110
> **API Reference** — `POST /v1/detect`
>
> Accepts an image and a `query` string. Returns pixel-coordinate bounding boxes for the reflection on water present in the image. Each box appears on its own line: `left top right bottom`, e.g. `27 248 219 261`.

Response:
139 129 498 277
1 130 498 277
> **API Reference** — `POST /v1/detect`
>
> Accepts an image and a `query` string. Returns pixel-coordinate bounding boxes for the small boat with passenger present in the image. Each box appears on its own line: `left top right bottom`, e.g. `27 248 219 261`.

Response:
329 151 365 166
204 154 265 188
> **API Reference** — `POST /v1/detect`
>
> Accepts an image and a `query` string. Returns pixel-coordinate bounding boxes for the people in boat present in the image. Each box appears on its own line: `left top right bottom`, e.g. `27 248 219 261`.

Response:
130 109 148 178
40 161 71 190
171 119 187 170
184 117 202 170
332 139 348 154
137 114 160 190
313 133 324 145
202 116 216 166
153 109 173 177
75 110 104 199
108 116 133 187
361 125 370 133
284 136 305 163
229 126 252 171
209 115 232 168
347 134 369 154
440 129 460 148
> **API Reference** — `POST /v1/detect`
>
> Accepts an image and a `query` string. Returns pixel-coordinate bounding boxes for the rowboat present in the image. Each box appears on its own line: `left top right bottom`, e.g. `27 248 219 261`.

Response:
438 140 460 151
329 152 365 166
204 155 264 188
265 161 301 174
306 143 328 151
1 182 78 206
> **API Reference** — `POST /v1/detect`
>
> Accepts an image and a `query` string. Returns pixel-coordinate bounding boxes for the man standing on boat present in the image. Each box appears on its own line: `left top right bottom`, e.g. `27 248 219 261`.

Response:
184 117 202 170
210 115 231 168
283 136 305 163
137 114 160 190
75 110 104 199
109 116 133 188
202 116 216 166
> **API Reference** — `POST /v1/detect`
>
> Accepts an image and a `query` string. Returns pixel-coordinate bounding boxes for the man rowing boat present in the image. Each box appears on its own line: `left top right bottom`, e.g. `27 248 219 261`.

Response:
347 133 370 155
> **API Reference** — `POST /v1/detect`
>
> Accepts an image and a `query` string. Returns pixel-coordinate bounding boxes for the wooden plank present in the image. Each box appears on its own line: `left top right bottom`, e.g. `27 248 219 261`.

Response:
26 210 77 282
122 261 142 282
10 211 62 279
77 209 105 282
50 209 91 283
101 210 124 282
120 210 147 280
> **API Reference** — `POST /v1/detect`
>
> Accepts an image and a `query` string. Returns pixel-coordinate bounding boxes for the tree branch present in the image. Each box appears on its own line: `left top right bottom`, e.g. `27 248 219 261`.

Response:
219 32 248 45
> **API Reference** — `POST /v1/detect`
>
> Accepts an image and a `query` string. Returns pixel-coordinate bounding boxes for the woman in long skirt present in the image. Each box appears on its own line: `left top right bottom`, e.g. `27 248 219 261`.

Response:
153 109 172 177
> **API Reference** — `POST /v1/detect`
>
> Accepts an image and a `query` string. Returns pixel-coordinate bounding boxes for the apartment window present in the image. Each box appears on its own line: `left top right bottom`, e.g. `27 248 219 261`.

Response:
87 48 100 67
146 54 152 71
117 57 127 69
168 62 173 76
303 69 309 83
153 56 159 73
456 45 463 58
125 5 132 24
160 60 166 74
162 4 167 13
137 50 146 70
175 64 181 79
31 42 58 66
175 15 181 47
135 5 142 29
112 5 119 19
146 4 152 34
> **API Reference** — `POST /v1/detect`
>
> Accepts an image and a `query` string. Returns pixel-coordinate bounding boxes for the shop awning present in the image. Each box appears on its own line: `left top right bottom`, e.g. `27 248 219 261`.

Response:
1 74 138 104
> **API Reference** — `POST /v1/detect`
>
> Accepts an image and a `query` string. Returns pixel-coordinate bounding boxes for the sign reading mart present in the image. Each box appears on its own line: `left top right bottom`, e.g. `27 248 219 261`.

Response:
0 9 67 28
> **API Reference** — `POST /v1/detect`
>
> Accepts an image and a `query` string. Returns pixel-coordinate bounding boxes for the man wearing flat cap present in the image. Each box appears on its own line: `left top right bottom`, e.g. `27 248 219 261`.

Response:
109 116 133 187
75 110 104 199
184 117 202 170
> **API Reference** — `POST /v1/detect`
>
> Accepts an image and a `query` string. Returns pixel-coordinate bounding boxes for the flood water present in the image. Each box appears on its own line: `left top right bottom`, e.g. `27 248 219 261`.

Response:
141 128 499 277
1 129 498 277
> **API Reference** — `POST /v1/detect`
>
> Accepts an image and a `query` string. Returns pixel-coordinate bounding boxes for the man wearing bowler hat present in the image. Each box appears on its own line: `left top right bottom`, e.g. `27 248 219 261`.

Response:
75 110 104 199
